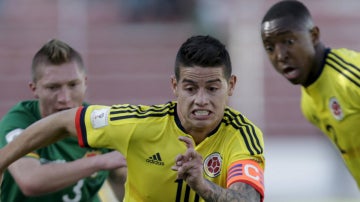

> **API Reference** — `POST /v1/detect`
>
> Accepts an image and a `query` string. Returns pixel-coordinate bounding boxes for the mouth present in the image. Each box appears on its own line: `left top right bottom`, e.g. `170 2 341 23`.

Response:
282 66 300 80
192 110 211 119
57 107 71 112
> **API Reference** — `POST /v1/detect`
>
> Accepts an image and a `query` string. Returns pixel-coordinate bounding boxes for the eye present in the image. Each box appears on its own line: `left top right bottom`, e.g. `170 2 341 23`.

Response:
185 86 195 92
68 82 78 88
47 85 59 91
208 86 218 92
264 44 274 53
285 38 295 45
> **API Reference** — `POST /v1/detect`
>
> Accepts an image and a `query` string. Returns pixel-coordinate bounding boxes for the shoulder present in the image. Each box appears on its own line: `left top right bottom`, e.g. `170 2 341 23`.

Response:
0 100 39 144
222 107 264 142
109 101 176 118
81 102 175 126
327 48 360 63
9 100 39 113
220 108 264 156
325 48 360 87
223 107 261 130
1 100 39 121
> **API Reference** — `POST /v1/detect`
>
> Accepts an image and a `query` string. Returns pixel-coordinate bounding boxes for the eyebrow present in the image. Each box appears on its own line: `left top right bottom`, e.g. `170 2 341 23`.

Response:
182 78 222 84
263 30 293 38
44 78 81 85
262 30 295 44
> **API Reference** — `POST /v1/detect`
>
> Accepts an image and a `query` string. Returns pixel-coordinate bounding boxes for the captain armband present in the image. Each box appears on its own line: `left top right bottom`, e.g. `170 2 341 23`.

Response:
227 159 264 198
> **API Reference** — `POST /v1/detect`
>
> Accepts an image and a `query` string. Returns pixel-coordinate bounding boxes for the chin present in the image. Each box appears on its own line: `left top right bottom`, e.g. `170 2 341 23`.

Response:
288 78 301 85
194 120 214 129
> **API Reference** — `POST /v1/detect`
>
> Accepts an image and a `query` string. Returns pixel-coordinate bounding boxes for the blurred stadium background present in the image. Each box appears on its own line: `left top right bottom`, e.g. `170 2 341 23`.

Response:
0 0 359 201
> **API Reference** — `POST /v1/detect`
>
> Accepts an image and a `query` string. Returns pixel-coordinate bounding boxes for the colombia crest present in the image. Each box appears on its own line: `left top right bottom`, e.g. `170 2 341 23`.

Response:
329 97 343 121
203 152 222 178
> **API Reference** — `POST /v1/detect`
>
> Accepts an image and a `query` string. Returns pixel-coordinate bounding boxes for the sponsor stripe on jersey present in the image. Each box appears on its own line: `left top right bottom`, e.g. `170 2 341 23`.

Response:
223 109 263 156
109 102 175 121
327 51 360 87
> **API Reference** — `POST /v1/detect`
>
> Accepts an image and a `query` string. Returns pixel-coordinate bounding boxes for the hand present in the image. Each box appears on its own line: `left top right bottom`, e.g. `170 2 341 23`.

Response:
171 136 205 191
96 150 127 170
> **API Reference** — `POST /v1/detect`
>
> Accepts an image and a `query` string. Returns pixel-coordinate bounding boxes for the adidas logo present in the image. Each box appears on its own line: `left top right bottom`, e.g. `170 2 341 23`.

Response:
146 152 164 166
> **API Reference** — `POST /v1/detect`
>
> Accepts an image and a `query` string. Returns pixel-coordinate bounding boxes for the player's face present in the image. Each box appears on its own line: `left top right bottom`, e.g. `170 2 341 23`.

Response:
171 66 236 134
29 62 87 117
261 17 317 85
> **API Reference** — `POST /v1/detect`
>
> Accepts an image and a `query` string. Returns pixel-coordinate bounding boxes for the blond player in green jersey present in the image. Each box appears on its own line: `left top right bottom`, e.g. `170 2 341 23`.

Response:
261 0 360 188
0 39 127 202
0 35 265 201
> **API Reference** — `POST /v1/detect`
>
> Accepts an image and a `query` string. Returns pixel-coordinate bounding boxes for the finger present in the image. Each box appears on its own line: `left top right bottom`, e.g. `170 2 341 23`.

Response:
172 154 184 171
178 136 195 149
185 149 198 160
174 154 184 162
175 166 188 180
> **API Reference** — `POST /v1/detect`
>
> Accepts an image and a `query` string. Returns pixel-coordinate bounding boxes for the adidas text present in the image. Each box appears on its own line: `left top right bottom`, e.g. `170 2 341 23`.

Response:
146 159 164 166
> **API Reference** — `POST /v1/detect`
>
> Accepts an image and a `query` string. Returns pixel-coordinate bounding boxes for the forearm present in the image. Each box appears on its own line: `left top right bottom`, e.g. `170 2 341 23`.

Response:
10 156 104 196
198 180 260 202
0 109 77 171
107 167 127 201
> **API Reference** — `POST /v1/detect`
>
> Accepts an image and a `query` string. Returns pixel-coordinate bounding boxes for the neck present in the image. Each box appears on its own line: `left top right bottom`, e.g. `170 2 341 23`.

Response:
188 130 210 145
304 42 327 87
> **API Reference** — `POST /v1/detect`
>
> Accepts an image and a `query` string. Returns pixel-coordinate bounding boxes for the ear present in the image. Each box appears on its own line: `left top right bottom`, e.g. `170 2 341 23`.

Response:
170 75 178 97
84 75 88 90
310 26 320 44
28 82 39 98
84 75 88 85
227 75 237 96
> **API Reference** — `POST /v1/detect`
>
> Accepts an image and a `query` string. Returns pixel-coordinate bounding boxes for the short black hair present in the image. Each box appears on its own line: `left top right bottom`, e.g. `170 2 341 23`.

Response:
174 35 232 80
262 0 313 28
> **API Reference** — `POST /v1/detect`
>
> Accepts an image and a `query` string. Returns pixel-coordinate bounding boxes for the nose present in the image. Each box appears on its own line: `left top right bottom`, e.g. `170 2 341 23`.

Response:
57 87 71 104
194 89 209 106
275 44 288 62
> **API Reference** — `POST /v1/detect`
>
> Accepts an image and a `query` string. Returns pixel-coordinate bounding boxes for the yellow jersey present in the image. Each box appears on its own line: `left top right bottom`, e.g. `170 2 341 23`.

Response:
75 101 265 201
301 48 360 187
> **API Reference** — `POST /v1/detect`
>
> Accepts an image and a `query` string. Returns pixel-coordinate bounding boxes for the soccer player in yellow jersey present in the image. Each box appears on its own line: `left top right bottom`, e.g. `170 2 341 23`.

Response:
261 0 360 188
0 35 265 201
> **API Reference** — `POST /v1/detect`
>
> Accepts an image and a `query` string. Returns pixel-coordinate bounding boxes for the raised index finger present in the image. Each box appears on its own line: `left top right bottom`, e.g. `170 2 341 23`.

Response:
178 136 195 149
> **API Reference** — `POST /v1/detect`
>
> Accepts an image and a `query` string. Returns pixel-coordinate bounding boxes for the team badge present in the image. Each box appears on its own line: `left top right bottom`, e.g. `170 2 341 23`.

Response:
203 152 222 178
90 108 110 128
329 97 343 121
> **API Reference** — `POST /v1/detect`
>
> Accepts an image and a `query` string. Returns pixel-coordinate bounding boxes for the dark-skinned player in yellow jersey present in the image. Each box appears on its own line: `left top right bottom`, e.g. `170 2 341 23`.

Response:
261 0 360 188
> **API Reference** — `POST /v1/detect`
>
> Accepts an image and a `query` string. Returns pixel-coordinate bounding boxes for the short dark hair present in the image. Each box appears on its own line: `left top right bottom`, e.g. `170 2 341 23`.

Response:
31 39 85 82
262 0 313 28
174 35 232 80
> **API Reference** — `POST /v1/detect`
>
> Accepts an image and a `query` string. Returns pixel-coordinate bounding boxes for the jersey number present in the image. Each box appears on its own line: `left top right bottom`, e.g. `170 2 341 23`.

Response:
175 179 200 202
62 179 84 202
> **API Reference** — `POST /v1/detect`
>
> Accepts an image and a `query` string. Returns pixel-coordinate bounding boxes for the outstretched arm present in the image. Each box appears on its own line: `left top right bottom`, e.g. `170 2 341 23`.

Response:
8 150 126 196
171 136 261 202
0 108 78 175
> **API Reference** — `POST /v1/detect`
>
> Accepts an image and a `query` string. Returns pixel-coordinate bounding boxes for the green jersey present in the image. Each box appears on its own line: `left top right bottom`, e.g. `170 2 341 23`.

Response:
0 100 110 202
